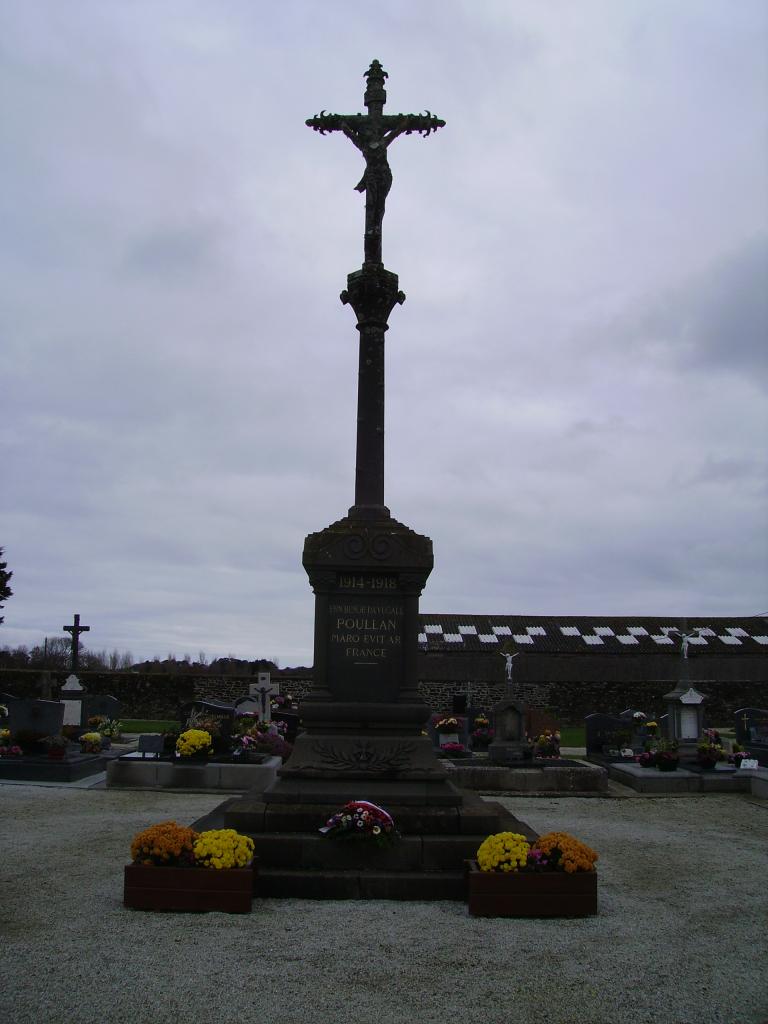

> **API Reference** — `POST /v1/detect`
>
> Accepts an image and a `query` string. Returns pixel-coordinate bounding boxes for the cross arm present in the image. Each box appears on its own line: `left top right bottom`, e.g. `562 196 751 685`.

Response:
306 112 364 134
380 113 445 137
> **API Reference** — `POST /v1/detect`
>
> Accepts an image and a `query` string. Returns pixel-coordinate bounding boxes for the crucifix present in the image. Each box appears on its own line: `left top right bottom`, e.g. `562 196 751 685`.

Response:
63 613 90 674
307 60 444 515
248 676 278 723
307 59 444 265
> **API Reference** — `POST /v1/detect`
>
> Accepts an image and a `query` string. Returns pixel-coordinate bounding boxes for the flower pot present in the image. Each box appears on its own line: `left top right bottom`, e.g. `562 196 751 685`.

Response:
466 861 597 917
124 863 256 913
47 748 66 760
657 760 679 772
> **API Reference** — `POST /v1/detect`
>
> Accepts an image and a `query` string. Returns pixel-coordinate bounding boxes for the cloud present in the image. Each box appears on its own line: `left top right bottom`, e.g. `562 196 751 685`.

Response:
1 1 766 664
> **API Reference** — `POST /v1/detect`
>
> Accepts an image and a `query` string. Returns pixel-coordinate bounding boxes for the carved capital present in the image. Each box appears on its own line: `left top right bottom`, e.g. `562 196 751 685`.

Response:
341 264 405 328
303 513 433 574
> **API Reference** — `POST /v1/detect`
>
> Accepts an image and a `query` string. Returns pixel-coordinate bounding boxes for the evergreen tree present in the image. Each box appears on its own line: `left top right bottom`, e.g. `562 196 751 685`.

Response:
0 548 12 625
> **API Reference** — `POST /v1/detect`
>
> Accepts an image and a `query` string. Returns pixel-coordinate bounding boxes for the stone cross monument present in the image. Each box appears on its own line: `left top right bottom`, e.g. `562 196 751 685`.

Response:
226 62 532 897
263 60 450 807
63 613 90 674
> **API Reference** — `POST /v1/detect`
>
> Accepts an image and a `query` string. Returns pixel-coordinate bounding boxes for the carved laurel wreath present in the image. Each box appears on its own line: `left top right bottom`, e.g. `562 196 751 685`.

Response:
294 740 416 773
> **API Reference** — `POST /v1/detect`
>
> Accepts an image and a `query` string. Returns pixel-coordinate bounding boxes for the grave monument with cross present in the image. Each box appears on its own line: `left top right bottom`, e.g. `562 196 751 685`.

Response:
63 613 90 674
224 61 534 898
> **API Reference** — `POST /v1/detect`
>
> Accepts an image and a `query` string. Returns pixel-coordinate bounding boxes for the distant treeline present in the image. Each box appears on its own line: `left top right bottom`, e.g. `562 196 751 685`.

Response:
0 638 280 676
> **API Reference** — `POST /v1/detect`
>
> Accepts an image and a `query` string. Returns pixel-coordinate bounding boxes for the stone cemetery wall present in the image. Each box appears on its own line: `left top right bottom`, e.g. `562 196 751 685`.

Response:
1 654 764 724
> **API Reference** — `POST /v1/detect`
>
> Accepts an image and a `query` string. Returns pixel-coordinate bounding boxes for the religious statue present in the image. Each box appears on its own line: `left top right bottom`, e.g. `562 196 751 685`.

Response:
500 651 519 682
663 625 709 660
306 60 444 264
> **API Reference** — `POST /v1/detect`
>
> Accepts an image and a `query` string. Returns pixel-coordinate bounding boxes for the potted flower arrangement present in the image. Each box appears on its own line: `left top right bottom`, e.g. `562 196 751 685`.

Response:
235 731 293 761
467 830 598 917
655 739 679 771
697 741 725 769
471 727 494 749
696 729 725 769
438 741 471 759
729 747 751 767
533 730 561 758
100 718 123 742
124 820 256 912
0 742 22 758
645 720 659 736
319 801 398 846
79 731 103 754
43 734 68 760
175 728 213 762
434 715 461 745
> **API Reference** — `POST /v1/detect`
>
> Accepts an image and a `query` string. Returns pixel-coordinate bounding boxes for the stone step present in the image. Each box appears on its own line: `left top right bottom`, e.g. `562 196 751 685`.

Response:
251 831 485 872
223 792 534 839
256 866 467 901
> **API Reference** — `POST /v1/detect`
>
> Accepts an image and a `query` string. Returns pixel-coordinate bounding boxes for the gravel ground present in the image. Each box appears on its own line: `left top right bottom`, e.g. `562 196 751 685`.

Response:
1 785 766 1024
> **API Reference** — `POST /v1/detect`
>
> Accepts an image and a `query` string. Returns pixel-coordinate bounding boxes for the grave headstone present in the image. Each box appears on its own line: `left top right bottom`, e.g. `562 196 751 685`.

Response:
663 685 706 749
60 674 85 727
7 699 65 740
735 707 768 766
83 694 121 725
426 714 469 750
488 696 528 764
585 713 634 756
734 707 768 746
234 696 261 717
137 734 164 759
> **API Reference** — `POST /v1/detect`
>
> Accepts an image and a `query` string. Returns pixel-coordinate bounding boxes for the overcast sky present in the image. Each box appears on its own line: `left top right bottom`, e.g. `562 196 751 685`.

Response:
1 0 766 667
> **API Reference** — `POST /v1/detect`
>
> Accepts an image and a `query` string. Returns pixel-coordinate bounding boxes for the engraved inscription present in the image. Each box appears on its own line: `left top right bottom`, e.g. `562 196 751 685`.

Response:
329 598 403 663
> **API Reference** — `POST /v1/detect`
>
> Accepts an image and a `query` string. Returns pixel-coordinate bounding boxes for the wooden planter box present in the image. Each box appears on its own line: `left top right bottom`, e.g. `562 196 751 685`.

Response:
124 863 256 913
466 861 597 917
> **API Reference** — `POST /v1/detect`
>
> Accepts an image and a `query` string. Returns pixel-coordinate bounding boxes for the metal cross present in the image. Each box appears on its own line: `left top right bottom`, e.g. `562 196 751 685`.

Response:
307 59 445 264
63 613 90 673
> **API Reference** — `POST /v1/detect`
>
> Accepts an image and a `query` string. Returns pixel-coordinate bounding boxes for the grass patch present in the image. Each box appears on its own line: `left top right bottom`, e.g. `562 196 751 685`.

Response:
121 719 177 733
559 727 585 747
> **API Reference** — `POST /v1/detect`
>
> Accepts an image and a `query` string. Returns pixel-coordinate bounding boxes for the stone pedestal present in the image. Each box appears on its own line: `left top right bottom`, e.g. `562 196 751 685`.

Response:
261 510 462 811
216 511 535 898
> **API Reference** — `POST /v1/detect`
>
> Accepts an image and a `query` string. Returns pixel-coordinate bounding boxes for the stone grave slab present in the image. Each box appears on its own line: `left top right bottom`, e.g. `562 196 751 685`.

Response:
7 699 64 740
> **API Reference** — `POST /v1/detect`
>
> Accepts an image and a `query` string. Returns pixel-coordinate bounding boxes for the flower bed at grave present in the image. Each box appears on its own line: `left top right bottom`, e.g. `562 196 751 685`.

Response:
467 830 598 917
124 821 256 912
175 729 214 759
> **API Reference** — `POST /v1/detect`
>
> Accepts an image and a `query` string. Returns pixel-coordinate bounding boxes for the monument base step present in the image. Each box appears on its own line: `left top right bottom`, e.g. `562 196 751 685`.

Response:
195 790 536 902
256 867 467 901
222 791 532 838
